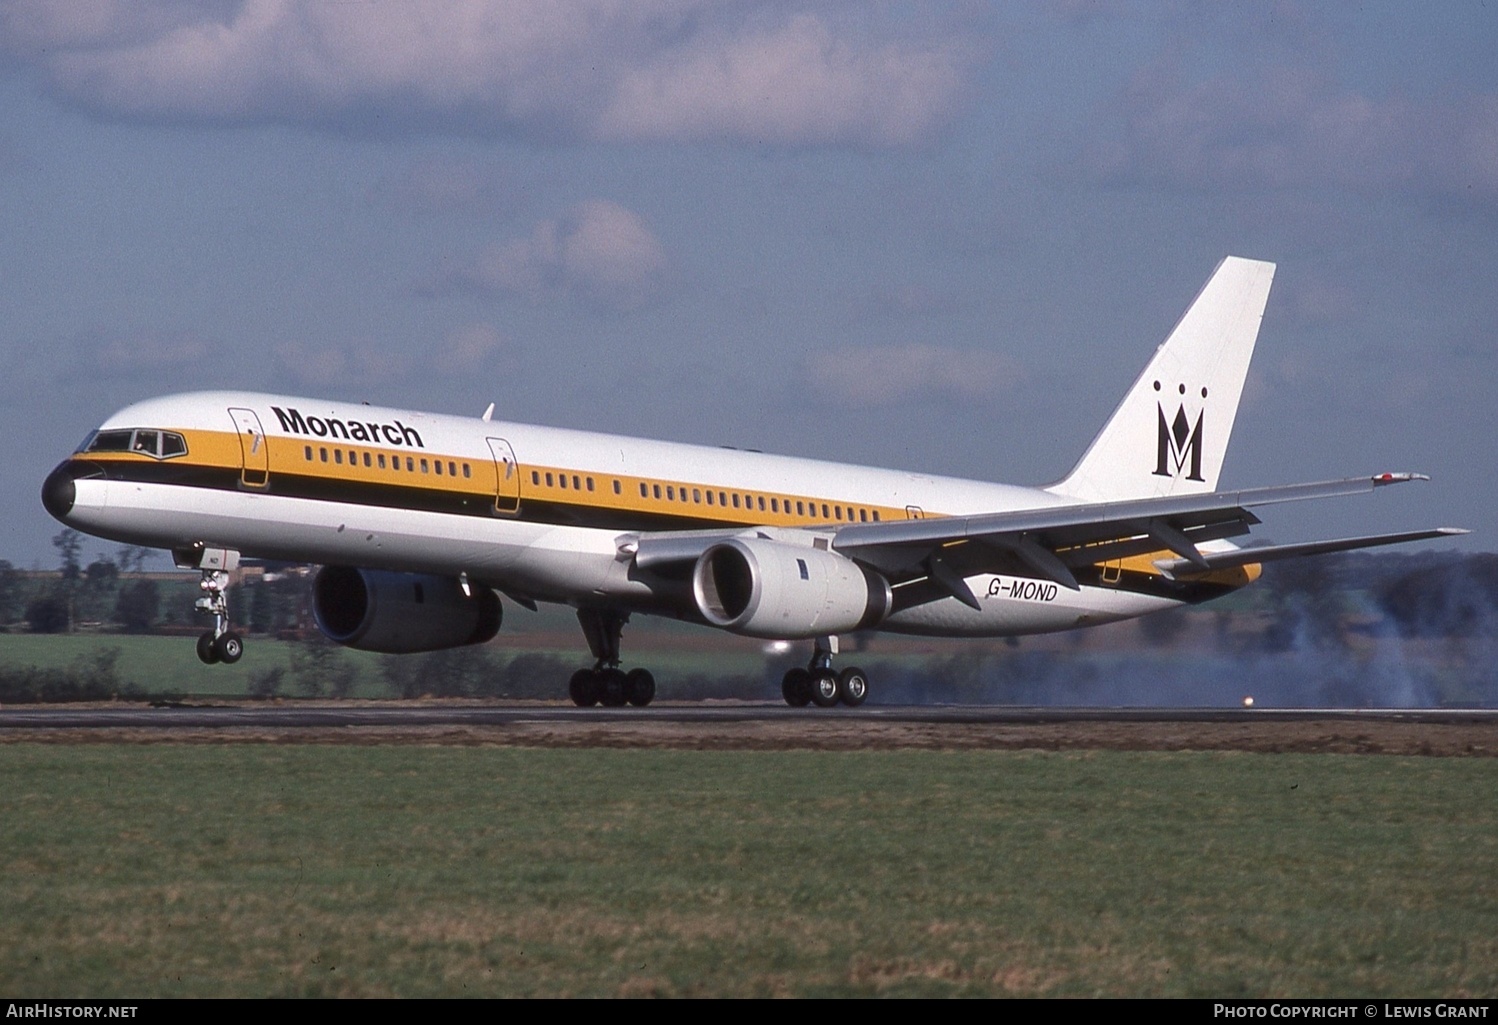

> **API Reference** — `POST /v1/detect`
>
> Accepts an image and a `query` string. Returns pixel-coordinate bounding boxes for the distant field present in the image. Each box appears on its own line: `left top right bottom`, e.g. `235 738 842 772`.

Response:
1 745 1495 997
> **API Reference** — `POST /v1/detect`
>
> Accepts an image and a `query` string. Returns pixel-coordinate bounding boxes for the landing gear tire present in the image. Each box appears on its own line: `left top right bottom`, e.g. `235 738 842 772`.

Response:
810 669 840 708
196 632 220 665
625 668 656 707
782 668 812 707
569 668 599 707
837 666 869 707
214 631 244 665
597 668 629 707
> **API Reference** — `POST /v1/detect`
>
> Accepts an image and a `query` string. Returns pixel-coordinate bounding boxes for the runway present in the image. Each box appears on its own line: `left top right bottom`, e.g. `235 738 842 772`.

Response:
3 702 1496 729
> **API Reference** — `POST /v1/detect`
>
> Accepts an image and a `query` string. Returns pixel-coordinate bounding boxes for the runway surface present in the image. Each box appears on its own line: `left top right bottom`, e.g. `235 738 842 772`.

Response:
3 703 1498 729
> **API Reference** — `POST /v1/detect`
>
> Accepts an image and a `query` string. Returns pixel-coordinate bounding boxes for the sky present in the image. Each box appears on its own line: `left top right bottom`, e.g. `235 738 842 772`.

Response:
1 1 1494 569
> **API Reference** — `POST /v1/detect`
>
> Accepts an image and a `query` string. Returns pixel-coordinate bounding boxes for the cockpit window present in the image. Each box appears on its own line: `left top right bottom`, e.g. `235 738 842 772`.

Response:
86 430 134 452
83 429 188 460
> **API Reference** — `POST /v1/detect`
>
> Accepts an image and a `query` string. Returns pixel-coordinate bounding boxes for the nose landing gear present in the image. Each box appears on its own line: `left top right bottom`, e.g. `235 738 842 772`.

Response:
177 546 245 666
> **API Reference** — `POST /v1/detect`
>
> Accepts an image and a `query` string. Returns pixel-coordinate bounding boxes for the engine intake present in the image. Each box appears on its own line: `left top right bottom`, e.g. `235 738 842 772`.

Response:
692 538 891 638
313 567 501 654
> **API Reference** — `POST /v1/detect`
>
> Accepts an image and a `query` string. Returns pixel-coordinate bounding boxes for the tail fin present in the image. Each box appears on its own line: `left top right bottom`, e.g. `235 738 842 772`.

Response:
1050 256 1276 502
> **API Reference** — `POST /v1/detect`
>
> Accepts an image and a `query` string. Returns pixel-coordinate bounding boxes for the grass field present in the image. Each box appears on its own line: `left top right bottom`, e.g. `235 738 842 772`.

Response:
2 745 1495 997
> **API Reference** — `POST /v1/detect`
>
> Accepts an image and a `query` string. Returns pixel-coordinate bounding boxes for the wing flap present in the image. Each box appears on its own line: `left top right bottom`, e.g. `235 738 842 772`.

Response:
1153 528 1468 578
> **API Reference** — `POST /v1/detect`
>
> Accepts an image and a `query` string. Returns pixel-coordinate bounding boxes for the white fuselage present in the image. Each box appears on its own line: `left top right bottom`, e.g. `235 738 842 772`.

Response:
50 391 1218 639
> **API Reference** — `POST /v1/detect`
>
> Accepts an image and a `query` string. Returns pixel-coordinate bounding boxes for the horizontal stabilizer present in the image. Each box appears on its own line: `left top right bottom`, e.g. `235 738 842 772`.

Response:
1153 528 1468 578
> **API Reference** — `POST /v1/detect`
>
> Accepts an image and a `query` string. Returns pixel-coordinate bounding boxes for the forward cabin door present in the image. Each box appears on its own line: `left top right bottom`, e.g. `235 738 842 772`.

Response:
229 408 270 488
487 438 520 514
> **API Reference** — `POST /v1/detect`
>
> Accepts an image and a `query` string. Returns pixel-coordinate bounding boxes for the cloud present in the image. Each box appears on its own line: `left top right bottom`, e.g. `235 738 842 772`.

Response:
432 200 667 310
370 158 515 218
807 344 1016 406
1086 64 1498 203
271 322 509 389
3 1 974 149
434 323 507 375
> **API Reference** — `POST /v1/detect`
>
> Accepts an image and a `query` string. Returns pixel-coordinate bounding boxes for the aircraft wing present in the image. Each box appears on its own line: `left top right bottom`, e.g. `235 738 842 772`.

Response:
629 473 1449 609
825 472 1444 608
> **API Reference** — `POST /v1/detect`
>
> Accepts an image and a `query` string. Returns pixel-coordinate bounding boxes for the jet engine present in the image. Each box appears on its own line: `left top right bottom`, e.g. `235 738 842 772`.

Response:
312 566 501 654
691 538 891 638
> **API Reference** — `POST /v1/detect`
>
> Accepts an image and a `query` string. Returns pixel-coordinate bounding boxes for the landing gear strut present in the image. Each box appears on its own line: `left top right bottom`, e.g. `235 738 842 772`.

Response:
178 546 244 666
193 569 243 665
782 636 868 708
569 608 655 707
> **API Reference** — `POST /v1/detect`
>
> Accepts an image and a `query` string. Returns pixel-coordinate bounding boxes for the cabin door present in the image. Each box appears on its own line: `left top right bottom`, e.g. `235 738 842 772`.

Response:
229 408 270 487
487 438 520 514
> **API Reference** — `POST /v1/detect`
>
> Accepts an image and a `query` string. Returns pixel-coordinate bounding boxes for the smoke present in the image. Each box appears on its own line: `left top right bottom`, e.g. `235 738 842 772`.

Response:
859 551 1498 708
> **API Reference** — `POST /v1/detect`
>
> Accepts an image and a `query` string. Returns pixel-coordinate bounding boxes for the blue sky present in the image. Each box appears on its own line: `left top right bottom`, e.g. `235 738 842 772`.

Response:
2 2 1493 567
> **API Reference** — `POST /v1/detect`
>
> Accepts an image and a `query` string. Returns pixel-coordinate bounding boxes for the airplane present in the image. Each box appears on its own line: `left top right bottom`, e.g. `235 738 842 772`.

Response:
40 257 1461 707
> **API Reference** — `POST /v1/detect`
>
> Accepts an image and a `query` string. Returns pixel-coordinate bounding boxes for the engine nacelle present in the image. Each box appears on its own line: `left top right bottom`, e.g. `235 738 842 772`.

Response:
691 538 891 639
312 566 501 654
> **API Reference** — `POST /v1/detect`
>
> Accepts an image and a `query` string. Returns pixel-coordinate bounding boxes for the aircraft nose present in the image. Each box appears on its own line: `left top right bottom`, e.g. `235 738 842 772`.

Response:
41 461 83 521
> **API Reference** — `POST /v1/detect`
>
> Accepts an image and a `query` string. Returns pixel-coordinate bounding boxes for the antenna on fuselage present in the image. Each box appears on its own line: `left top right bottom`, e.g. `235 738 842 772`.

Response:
481 402 495 422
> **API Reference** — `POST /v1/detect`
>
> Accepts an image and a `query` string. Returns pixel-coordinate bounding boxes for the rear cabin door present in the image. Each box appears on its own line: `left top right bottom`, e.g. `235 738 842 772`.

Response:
229 408 270 487
487 438 520 514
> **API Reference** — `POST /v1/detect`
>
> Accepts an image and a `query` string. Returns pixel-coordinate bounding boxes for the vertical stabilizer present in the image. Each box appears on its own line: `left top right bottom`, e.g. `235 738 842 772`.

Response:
1050 256 1275 502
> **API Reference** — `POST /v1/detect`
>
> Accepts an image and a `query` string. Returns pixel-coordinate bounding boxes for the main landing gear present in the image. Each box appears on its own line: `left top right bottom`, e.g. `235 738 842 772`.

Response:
193 568 244 665
568 608 655 707
781 636 869 708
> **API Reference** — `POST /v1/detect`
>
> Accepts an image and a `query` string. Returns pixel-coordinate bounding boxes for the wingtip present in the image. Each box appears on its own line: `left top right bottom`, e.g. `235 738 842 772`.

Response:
1372 472 1431 486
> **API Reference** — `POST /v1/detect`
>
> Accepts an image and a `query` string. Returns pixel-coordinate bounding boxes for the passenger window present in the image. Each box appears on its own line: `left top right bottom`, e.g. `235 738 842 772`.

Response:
406 457 414 471
546 472 554 487
378 454 386 469
693 489 701 503
451 462 458 477
706 491 715 506
320 448 328 462
532 471 541 485
463 464 471 478
305 446 313 461
435 461 444 476
796 501 805 516
421 459 429 473
573 475 581 490
653 484 661 499
859 509 867 522
732 494 740 509
770 498 779 513
639 483 648 498
587 478 595 492
364 453 372 468
667 486 675 501
334 450 343 465
757 496 765 511
559 474 567 488
872 510 881 522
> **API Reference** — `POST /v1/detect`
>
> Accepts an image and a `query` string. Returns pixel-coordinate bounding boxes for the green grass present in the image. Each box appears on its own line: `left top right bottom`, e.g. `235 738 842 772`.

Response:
0 633 389 698
1 746 1494 997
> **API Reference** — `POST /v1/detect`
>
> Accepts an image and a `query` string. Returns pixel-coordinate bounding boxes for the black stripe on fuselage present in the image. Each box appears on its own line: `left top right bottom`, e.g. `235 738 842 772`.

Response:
79 458 744 533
